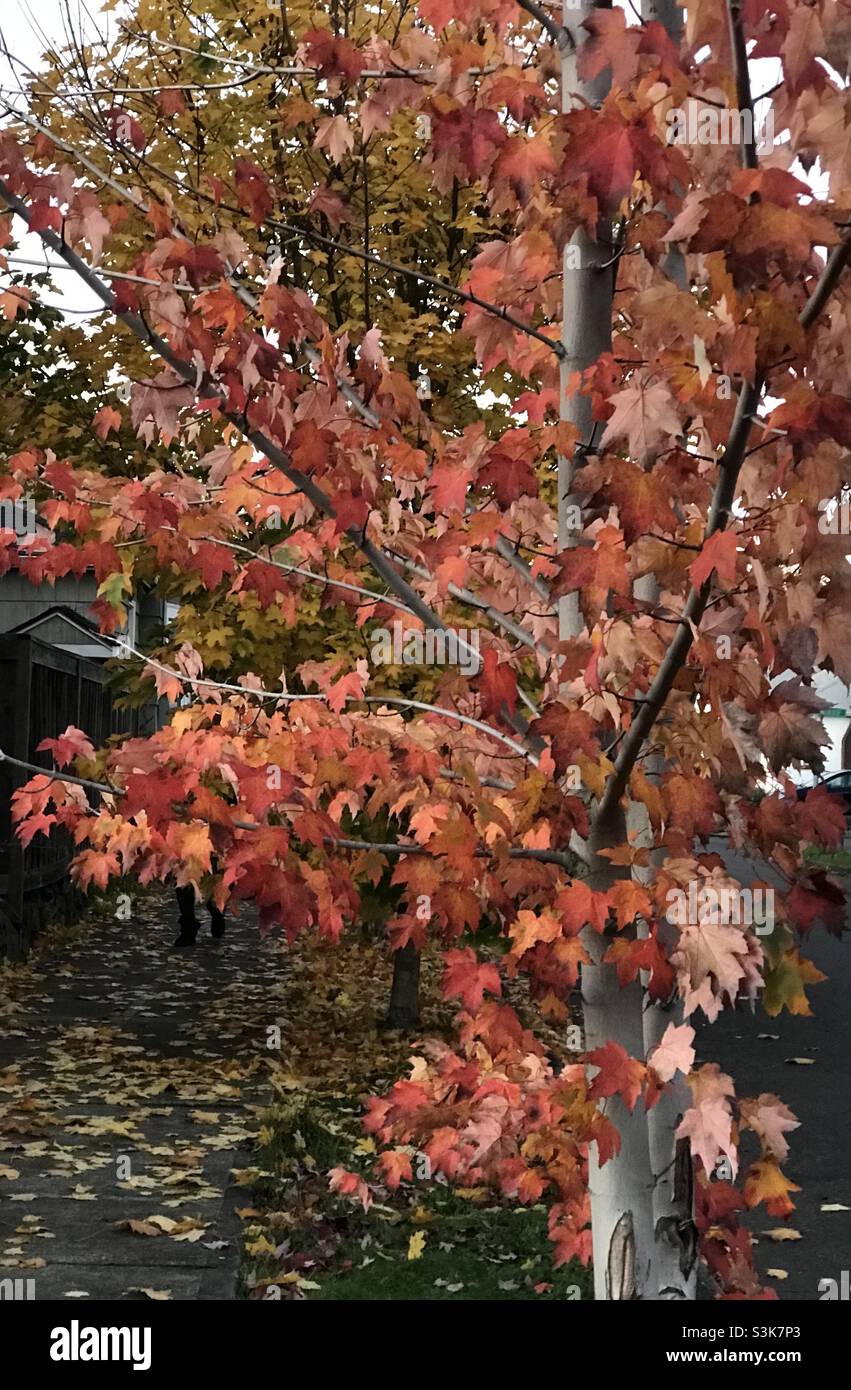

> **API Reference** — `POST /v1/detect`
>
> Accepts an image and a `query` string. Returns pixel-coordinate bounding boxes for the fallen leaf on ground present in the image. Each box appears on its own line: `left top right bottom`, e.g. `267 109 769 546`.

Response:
115 1219 162 1237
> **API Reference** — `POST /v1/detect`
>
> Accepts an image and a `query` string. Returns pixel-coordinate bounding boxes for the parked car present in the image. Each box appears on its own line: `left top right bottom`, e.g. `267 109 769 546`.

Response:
796 769 851 811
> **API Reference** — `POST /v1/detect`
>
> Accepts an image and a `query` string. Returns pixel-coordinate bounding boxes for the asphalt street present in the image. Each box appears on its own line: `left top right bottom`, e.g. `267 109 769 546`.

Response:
695 837 851 1300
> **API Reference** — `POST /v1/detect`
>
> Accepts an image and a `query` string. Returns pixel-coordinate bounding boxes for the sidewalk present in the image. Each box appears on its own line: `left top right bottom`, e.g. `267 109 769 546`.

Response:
0 891 284 1301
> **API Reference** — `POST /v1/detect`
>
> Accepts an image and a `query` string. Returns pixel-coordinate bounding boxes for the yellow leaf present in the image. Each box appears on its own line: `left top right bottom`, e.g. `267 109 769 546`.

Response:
407 1231 427 1261
146 1215 178 1233
245 1235 277 1257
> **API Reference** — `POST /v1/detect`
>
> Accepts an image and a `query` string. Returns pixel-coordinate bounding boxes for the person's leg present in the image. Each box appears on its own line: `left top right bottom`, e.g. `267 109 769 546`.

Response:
207 899 226 939
173 884 200 948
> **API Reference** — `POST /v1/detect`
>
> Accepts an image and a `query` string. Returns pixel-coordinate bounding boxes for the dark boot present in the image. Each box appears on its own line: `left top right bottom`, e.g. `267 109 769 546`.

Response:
173 885 199 948
209 904 226 939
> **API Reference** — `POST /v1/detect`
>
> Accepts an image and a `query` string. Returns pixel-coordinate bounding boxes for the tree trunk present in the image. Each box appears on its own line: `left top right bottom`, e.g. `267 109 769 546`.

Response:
561 0 653 1301
581 808 657 1298
385 940 421 1030
634 0 697 1302
558 0 613 643
641 923 698 1299
561 0 695 1300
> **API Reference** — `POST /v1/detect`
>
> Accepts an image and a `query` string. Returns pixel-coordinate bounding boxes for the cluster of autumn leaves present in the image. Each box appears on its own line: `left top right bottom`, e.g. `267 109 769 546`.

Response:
9 696 835 1294
0 0 849 1295
330 986 801 1295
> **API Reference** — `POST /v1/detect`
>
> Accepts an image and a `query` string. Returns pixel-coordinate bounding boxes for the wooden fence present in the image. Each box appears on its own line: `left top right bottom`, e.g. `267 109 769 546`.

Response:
0 635 139 959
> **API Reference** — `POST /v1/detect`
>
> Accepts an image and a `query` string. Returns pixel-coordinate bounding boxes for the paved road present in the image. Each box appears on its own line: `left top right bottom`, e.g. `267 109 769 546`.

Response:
695 838 851 1300
0 892 283 1301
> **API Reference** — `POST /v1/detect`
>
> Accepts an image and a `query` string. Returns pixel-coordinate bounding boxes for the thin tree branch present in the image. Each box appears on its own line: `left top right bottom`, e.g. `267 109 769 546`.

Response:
725 0 758 171
1 744 573 869
515 0 574 49
84 632 539 763
116 30 501 82
0 173 546 750
4 101 556 616
593 231 851 825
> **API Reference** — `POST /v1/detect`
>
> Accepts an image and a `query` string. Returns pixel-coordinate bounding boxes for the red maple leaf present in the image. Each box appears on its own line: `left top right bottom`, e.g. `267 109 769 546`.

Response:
302 27 365 84
163 238 225 289
106 107 146 151
478 647 518 720
442 947 502 1011
92 405 122 440
605 929 675 1000
530 704 600 774
786 874 846 935
192 542 237 591
17 811 57 847
234 159 273 226
556 881 611 936
37 725 95 768
432 108 507 180
565 110 664 211
587 1041 646 1112
376 1149 413 1189
477 446 538 506
689 529 739 589
123 769 195 826
493 134 556 204
236 559 293 608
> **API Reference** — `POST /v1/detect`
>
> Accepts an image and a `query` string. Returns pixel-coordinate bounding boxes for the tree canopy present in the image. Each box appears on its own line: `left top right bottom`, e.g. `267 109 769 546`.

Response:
1 0 849 1299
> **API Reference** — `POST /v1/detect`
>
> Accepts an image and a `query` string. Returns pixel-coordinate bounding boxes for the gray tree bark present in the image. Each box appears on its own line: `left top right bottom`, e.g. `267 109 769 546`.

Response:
385 940 422 1031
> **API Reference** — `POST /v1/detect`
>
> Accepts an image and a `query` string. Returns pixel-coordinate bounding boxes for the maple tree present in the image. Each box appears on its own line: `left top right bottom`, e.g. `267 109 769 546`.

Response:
0 0 850 1299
